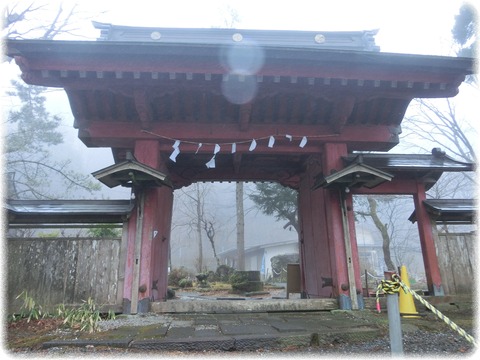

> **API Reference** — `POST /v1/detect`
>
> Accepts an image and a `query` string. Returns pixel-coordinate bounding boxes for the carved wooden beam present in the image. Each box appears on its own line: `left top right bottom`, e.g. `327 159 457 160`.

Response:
65 90 88 129
133 88 152 129
329 95 356 134
233 153 242 174
239 103 252 131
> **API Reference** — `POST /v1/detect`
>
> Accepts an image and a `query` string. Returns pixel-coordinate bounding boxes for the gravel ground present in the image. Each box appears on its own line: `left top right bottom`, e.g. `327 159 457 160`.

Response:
313 330 474 356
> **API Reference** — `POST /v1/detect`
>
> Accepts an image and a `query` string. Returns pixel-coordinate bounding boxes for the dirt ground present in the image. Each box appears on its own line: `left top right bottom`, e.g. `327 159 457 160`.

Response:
5 317 66 351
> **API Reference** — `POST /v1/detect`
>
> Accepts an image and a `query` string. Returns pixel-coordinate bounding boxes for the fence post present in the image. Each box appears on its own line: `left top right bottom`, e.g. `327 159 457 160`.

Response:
385 271 404 355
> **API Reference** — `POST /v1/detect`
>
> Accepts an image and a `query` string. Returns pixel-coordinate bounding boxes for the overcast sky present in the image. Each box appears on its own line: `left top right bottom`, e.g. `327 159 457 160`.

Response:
69 0 471 56
3 0 470 54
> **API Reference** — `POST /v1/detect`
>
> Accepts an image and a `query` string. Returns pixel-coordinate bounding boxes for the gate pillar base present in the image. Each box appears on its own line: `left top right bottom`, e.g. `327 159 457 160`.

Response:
138 298 151 313
337 294 365 310
431 284 445 296
338 294 352 310
122 298 151 314
123 298 131 314
357 295 365 309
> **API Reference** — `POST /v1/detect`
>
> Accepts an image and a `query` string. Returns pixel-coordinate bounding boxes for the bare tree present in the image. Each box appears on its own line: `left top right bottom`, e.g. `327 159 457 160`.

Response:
215 4 240 28
400 4 477 189
176 183 222 273
236 182 245 270
355 195 420 273
203 220 220 267
3 1 104 40
402 99 476 163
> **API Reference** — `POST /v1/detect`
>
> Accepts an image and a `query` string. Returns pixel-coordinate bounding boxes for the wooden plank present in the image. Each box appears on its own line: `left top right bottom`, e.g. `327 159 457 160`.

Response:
117 222 128 306
7 236 123 314
435 232 453 295
449 234 474 294
131 192 145 314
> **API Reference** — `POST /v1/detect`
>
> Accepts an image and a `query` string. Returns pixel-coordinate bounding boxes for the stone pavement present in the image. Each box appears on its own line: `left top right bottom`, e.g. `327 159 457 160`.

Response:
39 296 474 353
42 310 386 352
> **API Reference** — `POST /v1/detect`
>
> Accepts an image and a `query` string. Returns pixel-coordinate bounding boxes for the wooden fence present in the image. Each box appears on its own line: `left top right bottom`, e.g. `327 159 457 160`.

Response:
435 232 475 295
7 236 125 314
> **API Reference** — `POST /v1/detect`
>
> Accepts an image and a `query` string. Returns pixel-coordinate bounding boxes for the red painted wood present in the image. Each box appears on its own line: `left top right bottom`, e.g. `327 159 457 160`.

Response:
122 140 174 305
151 186 173 301
16 47 468 86
322 143 350 299
352 180 424 195
8 38 472 309
324 189 349 298
298 157 333 297
138 186 173 302
413 182 443 294
134 140 160 168
80 122 397 152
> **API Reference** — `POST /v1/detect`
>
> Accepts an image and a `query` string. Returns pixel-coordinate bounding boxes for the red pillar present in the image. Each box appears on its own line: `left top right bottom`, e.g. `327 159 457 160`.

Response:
323 143 364 308
413 182 444 296
298 144 363 308
298 156 332 298
123 140 173 313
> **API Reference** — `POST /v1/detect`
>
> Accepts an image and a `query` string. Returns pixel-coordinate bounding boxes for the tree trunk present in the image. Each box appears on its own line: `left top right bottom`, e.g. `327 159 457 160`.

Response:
367 197 396 271
236 182 245 270
204 221 220 267
195 184 203 272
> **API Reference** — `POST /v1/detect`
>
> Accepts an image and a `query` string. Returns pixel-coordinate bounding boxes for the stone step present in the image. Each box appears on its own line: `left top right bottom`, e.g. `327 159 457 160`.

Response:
151 298 338 314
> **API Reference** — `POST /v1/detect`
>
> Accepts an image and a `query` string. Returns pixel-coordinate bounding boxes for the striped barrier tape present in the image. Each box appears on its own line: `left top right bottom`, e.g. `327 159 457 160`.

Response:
375 278 401 312
375 274 476 346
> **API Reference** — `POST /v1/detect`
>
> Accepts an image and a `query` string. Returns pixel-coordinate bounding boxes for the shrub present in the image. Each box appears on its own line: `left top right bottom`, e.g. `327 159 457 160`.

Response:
10 292 115 333
178 278 193 288
206 270 216 283
229 271 250 291
14 291 45 322
87 226 121 238
168 267 192 286
215 265 235 282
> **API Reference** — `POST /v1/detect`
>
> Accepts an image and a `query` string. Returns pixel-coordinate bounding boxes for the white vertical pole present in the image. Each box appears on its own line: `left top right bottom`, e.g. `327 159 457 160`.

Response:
385 272 404 355
131 190 145 314
341 190 358 309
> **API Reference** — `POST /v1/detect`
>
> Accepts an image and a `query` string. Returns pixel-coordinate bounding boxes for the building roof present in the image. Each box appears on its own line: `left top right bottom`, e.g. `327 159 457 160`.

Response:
92 159 172 188
344 150 474 172
343 149 475 191
409 199 476 224
218 239 299 258
93 22 380 51
6 199 134 226
5 26 474 189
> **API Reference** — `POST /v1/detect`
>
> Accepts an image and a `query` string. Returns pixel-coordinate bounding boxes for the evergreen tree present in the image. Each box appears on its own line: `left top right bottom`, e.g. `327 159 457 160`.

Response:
248 182 298 233
5 79 100 199
452 3 478 58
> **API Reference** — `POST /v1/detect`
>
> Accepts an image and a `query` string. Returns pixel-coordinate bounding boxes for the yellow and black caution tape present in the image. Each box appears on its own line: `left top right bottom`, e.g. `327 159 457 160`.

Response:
375 274 476 346
375 278 402 312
